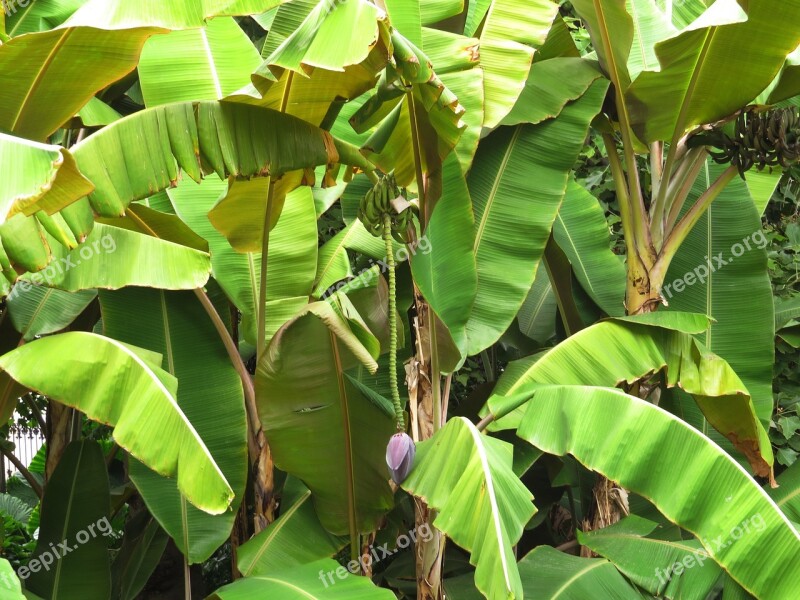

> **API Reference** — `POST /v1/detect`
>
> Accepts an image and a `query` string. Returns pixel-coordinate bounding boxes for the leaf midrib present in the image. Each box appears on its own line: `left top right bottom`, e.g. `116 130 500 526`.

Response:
9 28 74 134
473 126 522 256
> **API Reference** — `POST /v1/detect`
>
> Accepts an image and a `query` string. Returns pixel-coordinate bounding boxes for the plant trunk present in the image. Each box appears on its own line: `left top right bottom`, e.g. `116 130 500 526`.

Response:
583 276 660 545
253 433 277 532
45 402 71 481
410 290 444 600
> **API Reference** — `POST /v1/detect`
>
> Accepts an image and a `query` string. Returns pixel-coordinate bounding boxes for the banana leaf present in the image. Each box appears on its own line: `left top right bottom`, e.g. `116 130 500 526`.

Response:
101 287 247 563
485 313 773 477
72 101 372 217
25 441 110 600
401 416 535 600
138 17 262 106
464 79 608 355
490 385 800 599
208 558 396 599
0 332 233 514
255 295 395 535
237 477 347 577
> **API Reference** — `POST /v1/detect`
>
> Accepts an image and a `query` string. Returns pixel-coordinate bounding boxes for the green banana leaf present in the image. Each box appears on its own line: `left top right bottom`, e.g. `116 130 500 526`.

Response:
206 173 306 252
626 0 800 142
110 511 169 600
4 0 86 36
767 45 800 104
517 265 557 344
489 385 800 599
0 332 233 514
71 101 371 217
478 0 559 128
208 558 396 599
625 0 676 80
255 295 395 535
571 0 634 93
231 0 387 127
138 17 262 106
517 546 643 599
464 79 608 355
577 514 722 598
97 203 208 252
553 180 626 317
0 132 93 220
7 285 96 341
25 441 111 600
769 459 800 523
421 27 483 173
237 477 347 577
0 558 24 599
101 287 247 563
664 162 775 425
0 25 162 140
170 177 317 348
485 314 772 477
400 417 535 600
384 0 423 47
65 0 285 28
13 222 211 292
501 57 605 127
410 154 477 361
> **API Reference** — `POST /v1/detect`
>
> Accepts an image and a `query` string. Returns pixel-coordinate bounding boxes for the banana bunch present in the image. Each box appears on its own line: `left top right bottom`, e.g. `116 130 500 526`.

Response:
690 108 800 178
357 174 414 243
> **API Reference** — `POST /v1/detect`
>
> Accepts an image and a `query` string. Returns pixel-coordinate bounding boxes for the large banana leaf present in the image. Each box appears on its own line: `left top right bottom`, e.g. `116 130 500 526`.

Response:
464 80 608 355
516 546 643 599
138 16 262 106
626 0 800 142
0 332 233 514
553 180 626 316
488 385 800 599
486 314 772 477
231 0 388 127
410 154 477 360
577 514 722 598
500 57 605 127
209 558 396 599
5 0 86 36
769 459 800 522
0 25 162 140
0 132 93 220
237 477 347 576
664 162 775 425
401 417 535 600
71 101 370 217
571 0 634 93
255 296 395 535
421 27 483 173
625 0 676 80
478 0 559 128
25 441 110 600
517 265 557 343
6 285 96 341
110 511 169 600
65 0 285 28
170 178 317 348
100 287 247 563
13 222 210 292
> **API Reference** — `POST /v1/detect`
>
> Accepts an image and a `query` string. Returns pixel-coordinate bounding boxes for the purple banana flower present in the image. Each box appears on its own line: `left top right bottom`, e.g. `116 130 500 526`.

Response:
386 432 415 485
